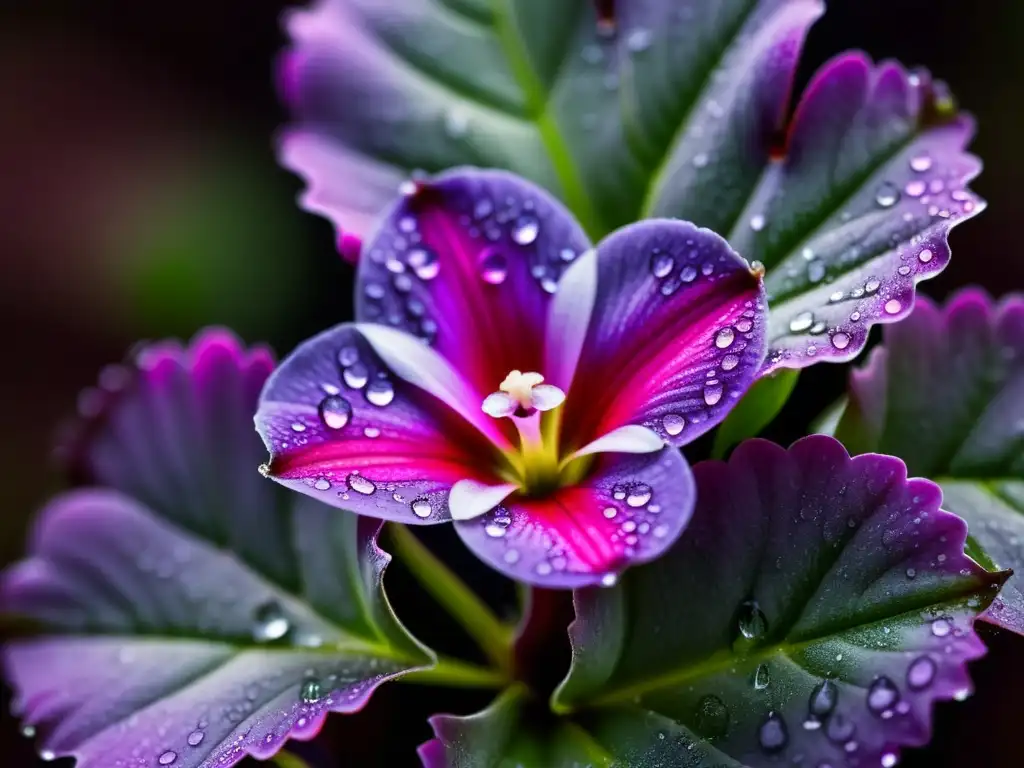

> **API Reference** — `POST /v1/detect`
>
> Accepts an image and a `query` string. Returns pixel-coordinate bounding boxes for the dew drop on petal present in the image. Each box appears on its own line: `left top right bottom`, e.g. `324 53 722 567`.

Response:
907 655 936 690
905 179 926 198
918 248 934 263
512 214 540 245
478 248 509 285
252 601 290 642
882 753 899 768
290 422 306 433
831 332 850 350
319 396 353 431
411 498 432 519
866 676 900 715
910 153 933 172
626 484 653 507
703 380 723 406
715 327 735 349
600 572 619 587
663 413 685 436
364 426 380 438
158 751 177 765
408 247 440 280
789 311 814 333
343 363 369 389
826 713 856 744
650 251 675 278
680 265 697 283
187 730 205 747
313 478 331 491
300 679 323 704
758 712 788 754
808 679 838 717
338 346 360 367
875 181 900 208
884 299 902 315
366 380 395 406
348 473 376 495
721 354 739 371
931 617 952 637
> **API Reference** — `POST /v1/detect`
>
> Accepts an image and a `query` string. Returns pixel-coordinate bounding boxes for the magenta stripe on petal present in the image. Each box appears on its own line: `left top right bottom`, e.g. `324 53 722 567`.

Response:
557 221 767 450
454 446 695 588
257 323 502 525
354 168 591 402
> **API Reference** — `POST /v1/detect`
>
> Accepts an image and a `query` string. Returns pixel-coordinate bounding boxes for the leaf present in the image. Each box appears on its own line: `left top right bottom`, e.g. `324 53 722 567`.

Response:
711 368 799 458
830 288 1024 636
2 330 432 768
281 0 983 373
550 436 1003 768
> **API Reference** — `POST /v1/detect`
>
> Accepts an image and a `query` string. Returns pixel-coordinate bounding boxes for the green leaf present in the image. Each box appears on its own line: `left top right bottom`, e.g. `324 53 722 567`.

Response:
712 368 798 458
549 437 1003 767
831 289 1024 636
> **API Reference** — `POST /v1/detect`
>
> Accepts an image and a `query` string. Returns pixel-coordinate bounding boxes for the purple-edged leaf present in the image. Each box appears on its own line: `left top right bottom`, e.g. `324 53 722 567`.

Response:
3 331 432 767
281 3 982 375
356 168 591 401
753 57 984 372
554 221 767 450
453 445 695 589
830 289 1024 636
552 436 1003 768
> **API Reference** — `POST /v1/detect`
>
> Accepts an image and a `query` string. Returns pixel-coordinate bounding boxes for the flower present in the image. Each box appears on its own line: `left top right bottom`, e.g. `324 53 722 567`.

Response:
255 169 767 587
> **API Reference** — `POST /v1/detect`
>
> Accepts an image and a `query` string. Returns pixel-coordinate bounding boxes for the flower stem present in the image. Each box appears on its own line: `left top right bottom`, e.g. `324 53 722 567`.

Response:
387 522 513 674
400 655 507 688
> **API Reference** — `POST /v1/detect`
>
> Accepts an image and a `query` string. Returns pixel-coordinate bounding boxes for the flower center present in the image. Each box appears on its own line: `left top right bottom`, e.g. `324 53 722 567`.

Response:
481 370 570 496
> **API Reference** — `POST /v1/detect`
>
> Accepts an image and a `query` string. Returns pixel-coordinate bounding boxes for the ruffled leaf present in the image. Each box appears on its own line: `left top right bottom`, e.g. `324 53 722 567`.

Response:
281 1 982 374
829 289 1024 636
2 331 432 767
550 437 1003 768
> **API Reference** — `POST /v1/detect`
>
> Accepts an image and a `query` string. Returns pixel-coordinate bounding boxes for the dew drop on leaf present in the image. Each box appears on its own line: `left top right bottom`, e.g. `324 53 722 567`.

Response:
694 695 730 739
753 662 771 690
737 599 768 641
809 679 838 717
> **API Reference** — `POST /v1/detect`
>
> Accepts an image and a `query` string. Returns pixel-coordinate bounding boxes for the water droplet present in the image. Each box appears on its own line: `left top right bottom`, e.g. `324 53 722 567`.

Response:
809 680 838 717
715 327 735 349
931 617 952 637
882 753 899 768
867 676 900 715
338 346 360 367
918 248 933 263
252 601 290 642
703 380 723 406
366 380 395 406
723 354 741 372
905 179 926 198
412 498 432 519
829 290 845 303
478 248 508 285
600 572 618 587
910 153 933 172
663 413 685 436
313 478 331 491
738 600 768 641
758 712 788 754
408 247 440 280
364 282 386 301
40 750 56 762
512 214 539 245
826 713 856 743
750 214 766 232
754 663 771 690
187 730 205 747
473 198 494 220
884 299 902 315
503 549 520 564
291 422 306 433
20 724 35 739
159 751 178 765
343 363 369 389
865 279 881 294
680 265 697 282
301 679 323 704
807 259 826 283
789 311 814 333
875 182 900 208
444 108 470 138
364 426 380 438
694 695 730 739
831 332 850 350
626 484 652 507
905 567 917 579
907 655 936 690
650 251 675 278
348 473 376 495
626 27 652 53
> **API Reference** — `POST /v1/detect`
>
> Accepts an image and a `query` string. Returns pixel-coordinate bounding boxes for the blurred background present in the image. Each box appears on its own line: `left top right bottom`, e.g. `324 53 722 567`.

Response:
1 0 1022 765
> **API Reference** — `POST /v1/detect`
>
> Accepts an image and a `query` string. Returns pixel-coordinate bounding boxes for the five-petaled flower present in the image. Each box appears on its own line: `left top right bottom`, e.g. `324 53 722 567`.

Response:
256 169 767 587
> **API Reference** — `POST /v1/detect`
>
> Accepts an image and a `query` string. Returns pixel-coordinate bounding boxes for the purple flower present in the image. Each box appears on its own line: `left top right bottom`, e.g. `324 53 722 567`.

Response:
256 168 767 587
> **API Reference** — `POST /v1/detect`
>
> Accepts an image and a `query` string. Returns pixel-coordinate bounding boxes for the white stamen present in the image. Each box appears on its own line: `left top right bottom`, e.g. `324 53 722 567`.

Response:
484 370 565 418
481 391 518 418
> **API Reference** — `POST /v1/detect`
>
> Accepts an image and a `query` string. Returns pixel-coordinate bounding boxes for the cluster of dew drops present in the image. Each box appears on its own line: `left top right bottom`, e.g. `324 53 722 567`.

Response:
683 596 972 767
768 148 976 360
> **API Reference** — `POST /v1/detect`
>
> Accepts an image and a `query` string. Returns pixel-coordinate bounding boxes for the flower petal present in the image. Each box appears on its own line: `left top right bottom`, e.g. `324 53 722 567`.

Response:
453 446 694 588
355 168 591 399
449 479 519 522
554 221 767 449
256 323 503 524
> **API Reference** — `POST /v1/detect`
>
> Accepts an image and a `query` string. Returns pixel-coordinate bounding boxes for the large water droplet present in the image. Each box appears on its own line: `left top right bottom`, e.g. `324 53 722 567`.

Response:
831 332 850 350
738 599 768 641
343 363 369 389
866 676 900 715
809 679 838 717
703 380 723 406
884 299 902 315
650 251 674 278
931 617 952 637
758 712 788 754
789 311 814 333
408 247 440 280
512 214 540 245
910 153 933 172
626 484 652 507
484 516 510 538
907 655 936 690
252 601 290 642
905 179 926 198
301 679 323 704
750 214 766 232
721 354 739 371
412 498 432 519
348 473 376 495
918 248 933 263
754 662 771 690
694 695 730 738
478 248 509 285
715 327 735 349
882 753 899 768
159 751 178 765
366 380 395 406
875 182 901 208
663 413 685 436
680 265 697 283
187 730 205 747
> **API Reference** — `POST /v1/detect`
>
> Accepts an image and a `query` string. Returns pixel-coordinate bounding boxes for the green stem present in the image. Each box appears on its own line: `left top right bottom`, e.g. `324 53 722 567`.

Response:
387 523 513 674
271 751 312 768
400 655 507 688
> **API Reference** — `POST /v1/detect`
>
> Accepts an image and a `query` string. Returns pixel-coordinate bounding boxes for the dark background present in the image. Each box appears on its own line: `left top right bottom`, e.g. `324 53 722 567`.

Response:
1 0 1022 765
